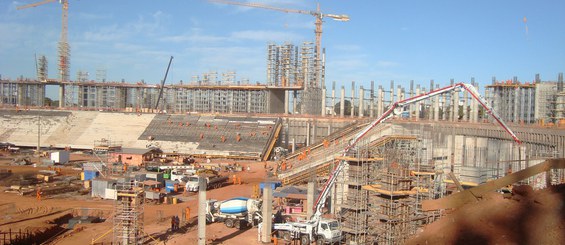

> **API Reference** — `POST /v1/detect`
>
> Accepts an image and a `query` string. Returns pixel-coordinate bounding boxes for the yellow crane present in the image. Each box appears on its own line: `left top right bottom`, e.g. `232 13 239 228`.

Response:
17 0 70 83
209 0 349 88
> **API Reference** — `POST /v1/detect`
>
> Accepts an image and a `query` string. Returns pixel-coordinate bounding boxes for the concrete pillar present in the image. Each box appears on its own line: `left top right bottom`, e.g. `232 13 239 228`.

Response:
429 80 435 121
292 138 296 153
307 181 316 219
370 81 375 118
306 122 311 146
16 84 24 106
59 84 65 108
397 85 403 103
321 87 326 116
312 120 317 144
340 86 345 118
292 91 297 114
463 85 468 121
198 177 207 245
377 86 383 116
434 84 440 121
409 80 415 119
415 85 421 121
350 81 355 118
284 90 289 114
390 80 394 106
246 91 251 113
359 86 364 118
261 183 273 243
450 79 456 122
331 81 336 117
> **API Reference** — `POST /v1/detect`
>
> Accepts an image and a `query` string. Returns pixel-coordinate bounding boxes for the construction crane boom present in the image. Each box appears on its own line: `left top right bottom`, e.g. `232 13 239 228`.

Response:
18 0 70 84
155 56 174 110
16 0 56 10
311 83 522 222
209 0 349 88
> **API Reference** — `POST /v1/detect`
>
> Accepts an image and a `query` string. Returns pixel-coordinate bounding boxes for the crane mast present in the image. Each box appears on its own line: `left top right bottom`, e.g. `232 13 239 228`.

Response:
311 83 522 221
17 0 70 83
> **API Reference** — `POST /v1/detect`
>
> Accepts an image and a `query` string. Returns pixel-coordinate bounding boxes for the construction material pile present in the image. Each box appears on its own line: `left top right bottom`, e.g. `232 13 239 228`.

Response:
407 184 565 244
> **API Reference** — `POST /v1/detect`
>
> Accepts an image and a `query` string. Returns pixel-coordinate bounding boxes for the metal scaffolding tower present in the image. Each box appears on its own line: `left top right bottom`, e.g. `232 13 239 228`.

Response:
113 177 144 244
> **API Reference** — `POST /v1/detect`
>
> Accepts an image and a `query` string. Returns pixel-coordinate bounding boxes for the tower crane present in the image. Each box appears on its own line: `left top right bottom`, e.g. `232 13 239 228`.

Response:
18 0 71 83
209 0 349 88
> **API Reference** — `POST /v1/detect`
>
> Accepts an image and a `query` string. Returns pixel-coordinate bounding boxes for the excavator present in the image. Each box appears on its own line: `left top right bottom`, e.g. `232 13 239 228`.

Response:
273 83 522 244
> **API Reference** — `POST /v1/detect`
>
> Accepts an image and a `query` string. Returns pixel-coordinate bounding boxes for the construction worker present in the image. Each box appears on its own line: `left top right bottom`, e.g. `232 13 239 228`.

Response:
36 187 42 201
237 176 242 185
233 174 237 185
185 207 191 221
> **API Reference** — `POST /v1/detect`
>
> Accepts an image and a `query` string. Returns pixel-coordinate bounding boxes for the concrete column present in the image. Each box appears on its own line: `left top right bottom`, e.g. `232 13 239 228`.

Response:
429 80 435 121
463 85 468 121
198 177 207 245
292 91 297 114
331 81 336 117
370 81 375 118
390 80 394 106
450 79 456 122
246 91 251 113
306 122 311 146
312 120 317 145
359 86 364 118
307 181 316 219
321 87 326 117
415 85 421 121
435 85 440 121
409 81 415 119
377 86 383 116
292 138 296 153
340 86 345 118
59 84 65 108
16 84 24 106
397 86 402 103
284 90 289 114
350 81 355 118
261 183 273 243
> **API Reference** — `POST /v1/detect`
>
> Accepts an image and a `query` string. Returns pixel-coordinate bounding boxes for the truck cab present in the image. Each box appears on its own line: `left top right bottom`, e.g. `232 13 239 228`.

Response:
316 219 341 244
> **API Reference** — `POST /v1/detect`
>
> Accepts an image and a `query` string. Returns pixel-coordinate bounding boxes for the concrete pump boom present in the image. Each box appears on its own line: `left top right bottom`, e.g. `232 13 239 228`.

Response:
311 82 522 221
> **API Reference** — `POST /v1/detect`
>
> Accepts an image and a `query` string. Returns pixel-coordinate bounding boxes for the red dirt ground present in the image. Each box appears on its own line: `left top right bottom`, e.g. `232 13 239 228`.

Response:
407 184 565 245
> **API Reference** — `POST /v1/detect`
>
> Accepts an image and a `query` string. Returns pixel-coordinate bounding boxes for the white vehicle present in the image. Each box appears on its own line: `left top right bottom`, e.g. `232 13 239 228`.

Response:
206 197 262 229
273 83 522 244
185 174 228 192
170 170 195 182
274 219 341 244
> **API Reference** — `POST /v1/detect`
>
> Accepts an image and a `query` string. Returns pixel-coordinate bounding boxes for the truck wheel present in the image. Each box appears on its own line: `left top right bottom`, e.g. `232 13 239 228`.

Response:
281 231 292 241
224 218 234 228
316 236 325 245
234 220 241 229
300 235 310 245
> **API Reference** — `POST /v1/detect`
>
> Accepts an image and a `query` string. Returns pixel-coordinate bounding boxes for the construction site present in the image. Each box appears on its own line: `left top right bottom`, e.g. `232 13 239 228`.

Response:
2 1 565 245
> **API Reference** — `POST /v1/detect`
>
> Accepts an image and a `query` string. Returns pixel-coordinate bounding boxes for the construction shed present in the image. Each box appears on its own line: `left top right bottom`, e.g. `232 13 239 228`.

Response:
109 148 161 167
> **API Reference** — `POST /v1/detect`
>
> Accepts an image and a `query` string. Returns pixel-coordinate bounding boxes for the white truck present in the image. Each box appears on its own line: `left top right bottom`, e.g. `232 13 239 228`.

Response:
274 219 341 244
272 83 522 244
206 197 262 229
185 173 228 192
170 169 197 182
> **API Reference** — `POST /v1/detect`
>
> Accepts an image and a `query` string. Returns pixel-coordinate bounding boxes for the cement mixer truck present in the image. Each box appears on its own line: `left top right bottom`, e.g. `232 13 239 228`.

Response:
205 197 262 229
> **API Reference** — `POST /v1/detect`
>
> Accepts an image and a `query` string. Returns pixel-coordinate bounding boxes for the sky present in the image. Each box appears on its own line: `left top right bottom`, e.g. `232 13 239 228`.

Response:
1 0 564 99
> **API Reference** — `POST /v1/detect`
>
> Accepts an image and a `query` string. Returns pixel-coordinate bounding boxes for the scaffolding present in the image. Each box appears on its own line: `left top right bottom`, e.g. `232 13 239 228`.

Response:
486 77 536 123
113 177 144 244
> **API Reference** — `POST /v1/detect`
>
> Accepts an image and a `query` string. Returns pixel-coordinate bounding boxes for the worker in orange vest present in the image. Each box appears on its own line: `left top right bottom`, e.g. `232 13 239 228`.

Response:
36 187 42 201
